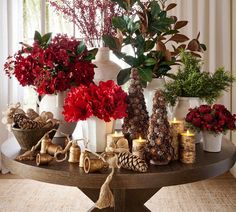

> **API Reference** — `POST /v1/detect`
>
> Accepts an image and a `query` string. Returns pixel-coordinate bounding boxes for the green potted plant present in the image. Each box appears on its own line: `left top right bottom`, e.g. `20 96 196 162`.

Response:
103 0 205 114
164 51 235 120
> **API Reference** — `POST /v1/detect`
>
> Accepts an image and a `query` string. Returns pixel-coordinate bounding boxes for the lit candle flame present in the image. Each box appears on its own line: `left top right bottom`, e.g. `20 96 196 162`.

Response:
187 130 190 136
139 136 142 142
173 117 176 122
114 131 118 135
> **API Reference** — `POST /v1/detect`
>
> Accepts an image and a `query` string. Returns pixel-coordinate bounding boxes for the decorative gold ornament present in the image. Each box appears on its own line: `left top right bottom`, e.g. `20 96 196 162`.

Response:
36 153 54 166
68 142 81 163
83 157 109 173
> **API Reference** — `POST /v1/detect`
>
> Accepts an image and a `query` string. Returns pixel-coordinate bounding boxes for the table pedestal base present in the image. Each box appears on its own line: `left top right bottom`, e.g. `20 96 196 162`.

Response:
80 188 161 212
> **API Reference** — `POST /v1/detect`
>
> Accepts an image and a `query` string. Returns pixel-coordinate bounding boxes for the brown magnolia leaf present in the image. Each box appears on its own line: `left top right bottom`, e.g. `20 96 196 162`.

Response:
169 34 189 43
177 44 187 50
116 29 123 47
158 36 166 41
187 39 200 51
190 51 201 58
174 21 188 30
166 3 177 11
156 41 166 52
165 50 172 61
170 16 178 23
114 37 122 52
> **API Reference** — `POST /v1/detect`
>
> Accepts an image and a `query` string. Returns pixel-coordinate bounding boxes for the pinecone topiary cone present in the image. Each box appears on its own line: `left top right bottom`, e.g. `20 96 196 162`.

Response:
145 90 174 165
122 68 149 141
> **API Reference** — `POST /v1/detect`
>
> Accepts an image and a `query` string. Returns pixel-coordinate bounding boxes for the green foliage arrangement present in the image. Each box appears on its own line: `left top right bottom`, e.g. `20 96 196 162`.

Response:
164 51 235 105
103 0 206 86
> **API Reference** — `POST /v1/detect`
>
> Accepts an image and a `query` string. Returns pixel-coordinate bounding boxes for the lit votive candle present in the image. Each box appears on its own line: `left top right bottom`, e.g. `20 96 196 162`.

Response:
180 130 196 164
170 117 184 134
132 136 147 159
106 131 124 152
170 118 184 160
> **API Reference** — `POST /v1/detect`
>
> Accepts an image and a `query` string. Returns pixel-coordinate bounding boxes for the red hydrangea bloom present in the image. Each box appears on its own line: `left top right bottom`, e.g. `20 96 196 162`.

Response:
63 80 128 122
185 104 236 134
4 33 95 94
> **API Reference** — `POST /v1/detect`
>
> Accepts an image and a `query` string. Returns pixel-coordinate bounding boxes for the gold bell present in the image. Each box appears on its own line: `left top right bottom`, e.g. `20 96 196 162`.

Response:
83 157 109 174
36 153 54 166
40 134 51 154
68 143 81 163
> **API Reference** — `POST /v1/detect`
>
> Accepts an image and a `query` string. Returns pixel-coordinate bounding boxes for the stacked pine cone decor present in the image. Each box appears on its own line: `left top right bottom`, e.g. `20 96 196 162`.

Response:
145 90 174 165
122 69 149 144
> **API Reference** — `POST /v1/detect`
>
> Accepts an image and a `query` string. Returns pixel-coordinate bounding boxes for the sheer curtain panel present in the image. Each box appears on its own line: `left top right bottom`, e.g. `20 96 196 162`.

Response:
0 0 24 172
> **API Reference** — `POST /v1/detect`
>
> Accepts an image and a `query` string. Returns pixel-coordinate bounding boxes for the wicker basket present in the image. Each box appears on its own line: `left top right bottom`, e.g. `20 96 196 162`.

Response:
12 125 58 150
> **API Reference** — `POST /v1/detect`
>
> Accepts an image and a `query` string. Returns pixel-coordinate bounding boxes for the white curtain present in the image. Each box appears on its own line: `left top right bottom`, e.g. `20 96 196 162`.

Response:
0 0 24 172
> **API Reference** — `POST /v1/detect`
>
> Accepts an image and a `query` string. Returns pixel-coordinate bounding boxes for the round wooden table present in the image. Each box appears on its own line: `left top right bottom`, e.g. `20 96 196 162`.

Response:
1 137 236 212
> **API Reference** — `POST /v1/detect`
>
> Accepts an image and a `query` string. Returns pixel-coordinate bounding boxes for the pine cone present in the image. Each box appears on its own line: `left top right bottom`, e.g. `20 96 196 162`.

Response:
13 114 39 129
118 152 148 173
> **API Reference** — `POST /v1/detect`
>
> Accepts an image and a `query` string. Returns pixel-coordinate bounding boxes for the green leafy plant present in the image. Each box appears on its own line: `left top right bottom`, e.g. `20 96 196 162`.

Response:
164 51 235 105
103 0 206 86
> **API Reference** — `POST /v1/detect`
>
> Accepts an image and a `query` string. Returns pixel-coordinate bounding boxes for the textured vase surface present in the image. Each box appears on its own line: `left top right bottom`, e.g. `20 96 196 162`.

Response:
144 78 166 116
93 47 121 84
39 91 76 137
174 97 201 120
81 116 114 152
202 131 223 152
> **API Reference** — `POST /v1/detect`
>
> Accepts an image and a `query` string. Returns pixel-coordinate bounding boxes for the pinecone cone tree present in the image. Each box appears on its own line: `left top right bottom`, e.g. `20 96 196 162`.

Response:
122 69 149 143
145 90 173 165
118 152 148 172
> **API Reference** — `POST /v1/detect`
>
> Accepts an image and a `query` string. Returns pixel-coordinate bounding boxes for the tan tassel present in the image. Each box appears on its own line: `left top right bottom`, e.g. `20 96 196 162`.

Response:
95 167 115 209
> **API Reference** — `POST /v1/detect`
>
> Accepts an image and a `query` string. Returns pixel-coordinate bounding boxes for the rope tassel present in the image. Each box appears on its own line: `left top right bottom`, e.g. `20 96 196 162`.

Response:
95 167 115 209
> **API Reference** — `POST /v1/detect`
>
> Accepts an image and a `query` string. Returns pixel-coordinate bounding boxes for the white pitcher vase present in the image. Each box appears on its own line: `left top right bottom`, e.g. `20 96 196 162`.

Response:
39 91 77 137
93 47 121 84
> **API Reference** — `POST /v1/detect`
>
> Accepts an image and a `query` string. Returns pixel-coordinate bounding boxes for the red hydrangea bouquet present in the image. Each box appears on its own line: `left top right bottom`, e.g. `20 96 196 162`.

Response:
4 31 97 95
185 104 236 134
63 80 128 122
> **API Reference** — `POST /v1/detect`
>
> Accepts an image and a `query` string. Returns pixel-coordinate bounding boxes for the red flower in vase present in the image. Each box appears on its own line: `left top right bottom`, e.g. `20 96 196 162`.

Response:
4 32 96 95
63 80 128 122
185 104 236 134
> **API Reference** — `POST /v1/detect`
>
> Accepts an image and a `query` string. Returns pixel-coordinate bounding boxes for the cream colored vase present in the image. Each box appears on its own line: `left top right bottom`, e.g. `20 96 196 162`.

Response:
81 117 115 153
93 47 121 84
39 91 77 137
144 78 166 116
174 97 201 120
202 132 223 152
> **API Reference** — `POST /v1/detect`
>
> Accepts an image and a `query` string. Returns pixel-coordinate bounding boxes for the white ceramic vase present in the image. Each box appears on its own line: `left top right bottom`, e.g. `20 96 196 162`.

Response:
39 91 77 137
81 116 115 152
93 47 121 84
202 131 223 152
144 78 166 116
174 97 201 120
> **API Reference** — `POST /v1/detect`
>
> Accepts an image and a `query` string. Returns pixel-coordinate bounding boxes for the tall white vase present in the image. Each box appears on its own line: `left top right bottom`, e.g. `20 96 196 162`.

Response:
174 97 201 120
81 117 114 152
39 91 77 137
144 78 166 116
93 47 121 84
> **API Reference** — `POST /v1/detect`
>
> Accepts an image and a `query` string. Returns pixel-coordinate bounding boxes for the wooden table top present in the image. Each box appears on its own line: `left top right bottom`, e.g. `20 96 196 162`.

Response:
1 137 236 189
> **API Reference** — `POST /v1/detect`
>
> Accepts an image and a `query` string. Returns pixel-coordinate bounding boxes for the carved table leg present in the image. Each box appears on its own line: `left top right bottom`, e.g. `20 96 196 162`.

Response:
80 188 161 212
